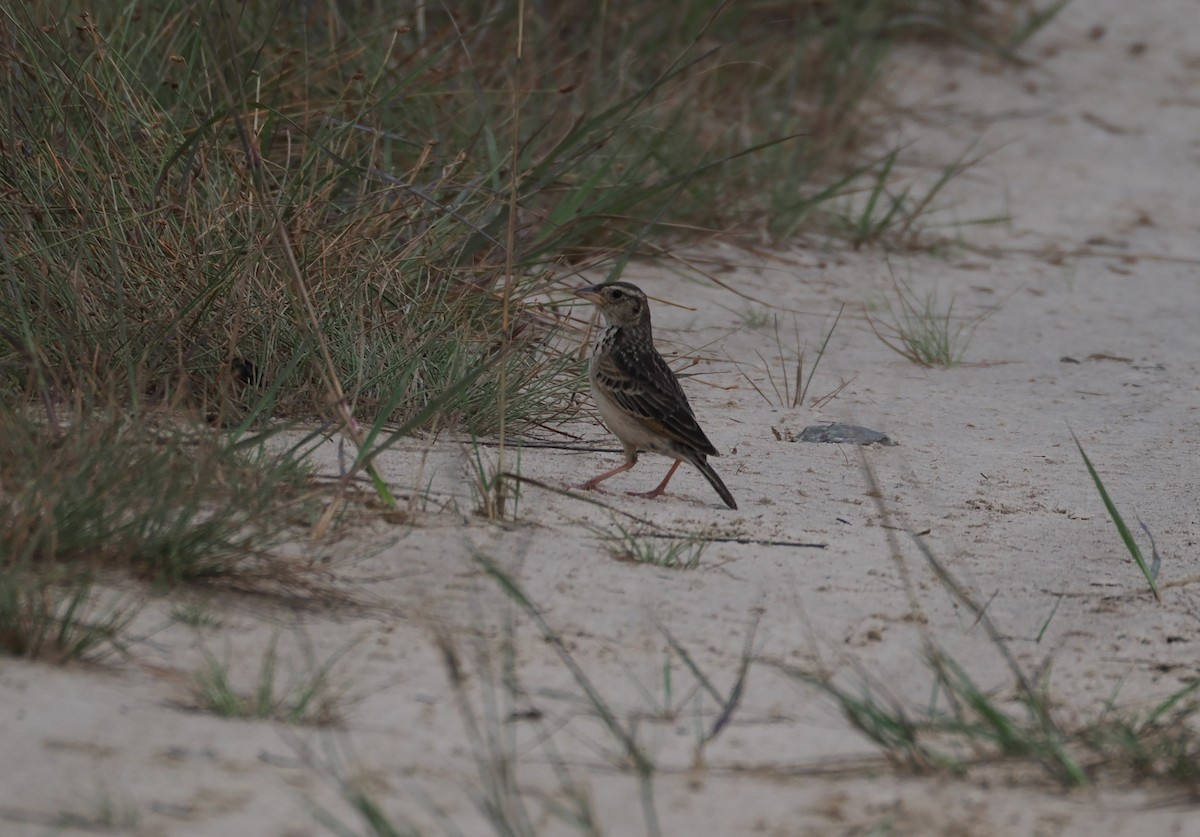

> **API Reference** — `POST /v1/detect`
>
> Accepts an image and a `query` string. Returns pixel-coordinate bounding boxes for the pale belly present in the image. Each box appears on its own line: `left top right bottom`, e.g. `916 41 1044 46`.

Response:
589 350 677 459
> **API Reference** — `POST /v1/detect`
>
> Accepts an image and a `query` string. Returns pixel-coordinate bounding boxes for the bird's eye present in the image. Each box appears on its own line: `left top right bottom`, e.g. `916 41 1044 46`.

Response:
609 288 623 299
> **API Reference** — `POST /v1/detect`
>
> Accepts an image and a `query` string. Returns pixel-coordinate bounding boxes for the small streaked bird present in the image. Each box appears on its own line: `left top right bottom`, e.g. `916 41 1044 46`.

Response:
575 282 737 510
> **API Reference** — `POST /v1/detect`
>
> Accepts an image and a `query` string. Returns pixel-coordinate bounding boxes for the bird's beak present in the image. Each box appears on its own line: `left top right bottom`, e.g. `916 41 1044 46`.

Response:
575 285 605 304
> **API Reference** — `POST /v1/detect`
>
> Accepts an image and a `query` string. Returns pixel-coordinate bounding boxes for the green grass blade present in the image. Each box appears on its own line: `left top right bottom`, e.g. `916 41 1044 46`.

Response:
1070 430 1160 601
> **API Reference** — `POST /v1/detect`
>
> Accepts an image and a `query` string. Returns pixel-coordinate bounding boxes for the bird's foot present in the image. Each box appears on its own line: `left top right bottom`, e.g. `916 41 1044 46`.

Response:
626 488 667 500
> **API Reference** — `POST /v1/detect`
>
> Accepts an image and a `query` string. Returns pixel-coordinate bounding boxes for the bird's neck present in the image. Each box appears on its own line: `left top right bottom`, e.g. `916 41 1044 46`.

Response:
595 322 621 354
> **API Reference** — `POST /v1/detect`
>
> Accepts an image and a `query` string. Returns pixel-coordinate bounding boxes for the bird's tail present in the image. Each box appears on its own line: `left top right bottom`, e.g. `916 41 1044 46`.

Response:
691 454 737 510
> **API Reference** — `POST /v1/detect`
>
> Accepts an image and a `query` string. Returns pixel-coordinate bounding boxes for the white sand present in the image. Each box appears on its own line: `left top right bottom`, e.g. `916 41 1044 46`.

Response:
3 0 1199 834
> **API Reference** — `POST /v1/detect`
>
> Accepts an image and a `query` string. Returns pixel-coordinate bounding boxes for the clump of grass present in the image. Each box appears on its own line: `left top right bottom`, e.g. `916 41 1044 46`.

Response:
0 1 1060 432
824 141 1006 248
738 307 773 330
742 304 846 409
169 597 225 630
56 780 140 833
592 520 709 570
1081 680 1200 784
467 440 521 522
772 619 1077 781
0 568 137 662
868 274 995 367
190 633 355 726
772 458 1195 788
780 642 1200 788
0 406 316 584
829 149 916 247
0 402 326 659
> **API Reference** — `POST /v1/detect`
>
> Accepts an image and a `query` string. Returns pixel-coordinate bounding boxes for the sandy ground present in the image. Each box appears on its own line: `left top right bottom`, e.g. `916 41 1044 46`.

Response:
3 0 1199 834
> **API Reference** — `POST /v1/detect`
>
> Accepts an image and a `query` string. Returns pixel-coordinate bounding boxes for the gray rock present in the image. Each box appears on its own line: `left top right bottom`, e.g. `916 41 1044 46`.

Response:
797 423 896 446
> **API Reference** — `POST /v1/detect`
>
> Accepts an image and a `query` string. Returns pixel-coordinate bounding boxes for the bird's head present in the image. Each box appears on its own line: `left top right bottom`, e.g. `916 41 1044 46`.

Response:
575 282 650 328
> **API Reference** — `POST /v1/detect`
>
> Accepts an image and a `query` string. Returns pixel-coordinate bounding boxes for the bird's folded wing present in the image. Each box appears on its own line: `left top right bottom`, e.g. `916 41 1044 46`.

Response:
593 346 719 456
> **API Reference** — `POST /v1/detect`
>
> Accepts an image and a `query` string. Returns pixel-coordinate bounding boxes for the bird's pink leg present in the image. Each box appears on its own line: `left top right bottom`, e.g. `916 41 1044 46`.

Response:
627 460 682 499
580 460 637 492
